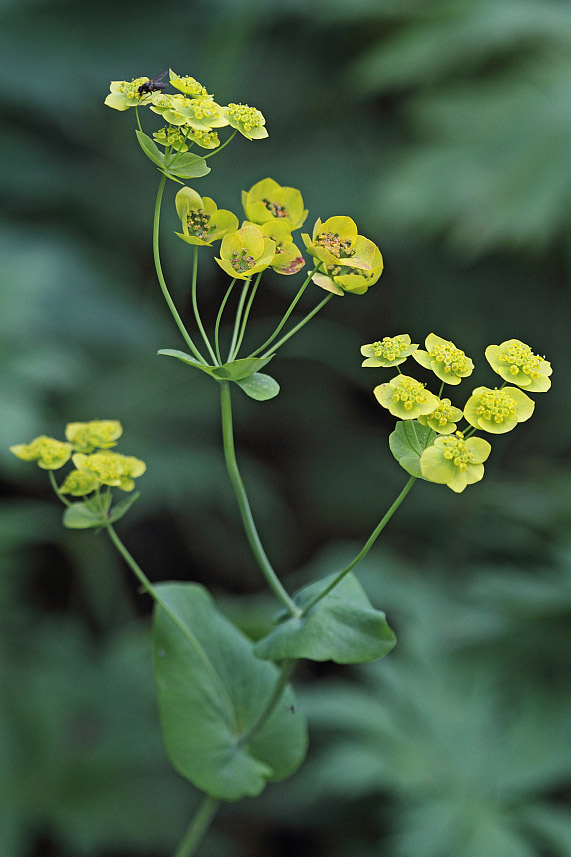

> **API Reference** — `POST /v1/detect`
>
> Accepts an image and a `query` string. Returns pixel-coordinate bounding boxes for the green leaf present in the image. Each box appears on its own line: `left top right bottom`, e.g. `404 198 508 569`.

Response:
157 348 211 372
164 151 211 179
108 491 140 524
235 372 280 401
134 130 165 169
151 582 308 801
254 572 396 664
158 349 274 381
85 490 112 515
62 503 107 529
389 420 436 478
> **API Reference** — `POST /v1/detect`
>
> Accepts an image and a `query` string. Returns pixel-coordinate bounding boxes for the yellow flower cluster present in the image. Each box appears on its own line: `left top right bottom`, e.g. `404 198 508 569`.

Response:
363 333 552 493
11 421 146 497
104 69 267 144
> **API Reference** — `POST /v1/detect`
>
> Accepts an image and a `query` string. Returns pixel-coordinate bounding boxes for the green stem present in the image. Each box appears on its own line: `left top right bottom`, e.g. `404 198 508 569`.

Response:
237 660 296 748
227 279 250 362
247 263 321 359
301 475 417 615
214 278 237 364
202 129 238 160
48 470 73 507
231 271 262 359
173 795 220 857
153 176 207 364
191 245 218 364
219 382 301 617
135 106 143 133
106 523 173 610
259 293 333 358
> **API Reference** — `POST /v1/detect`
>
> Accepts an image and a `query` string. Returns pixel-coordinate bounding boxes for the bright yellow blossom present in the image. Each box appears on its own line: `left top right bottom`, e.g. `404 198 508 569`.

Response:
242 179 307 231
175 187 238 246
215 225 276 280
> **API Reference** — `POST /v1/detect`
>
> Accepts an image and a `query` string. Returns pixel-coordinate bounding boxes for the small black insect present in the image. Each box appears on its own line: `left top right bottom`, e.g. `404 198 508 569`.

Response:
138 71 168 95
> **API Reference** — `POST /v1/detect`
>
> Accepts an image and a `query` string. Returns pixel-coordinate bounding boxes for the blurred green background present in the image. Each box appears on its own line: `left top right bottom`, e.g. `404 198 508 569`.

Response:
2 0 570 855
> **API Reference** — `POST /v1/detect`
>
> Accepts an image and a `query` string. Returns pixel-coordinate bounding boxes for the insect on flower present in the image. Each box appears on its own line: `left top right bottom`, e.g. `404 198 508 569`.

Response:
138 71 168 95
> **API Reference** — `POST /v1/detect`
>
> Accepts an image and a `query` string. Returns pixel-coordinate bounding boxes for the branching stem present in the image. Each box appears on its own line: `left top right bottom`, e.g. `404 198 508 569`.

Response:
153 176 207 364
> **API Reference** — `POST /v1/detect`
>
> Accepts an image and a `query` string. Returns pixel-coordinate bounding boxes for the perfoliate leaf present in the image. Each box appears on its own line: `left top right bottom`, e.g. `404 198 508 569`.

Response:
389 420 436 478
254 572 396 664
151 583 308 801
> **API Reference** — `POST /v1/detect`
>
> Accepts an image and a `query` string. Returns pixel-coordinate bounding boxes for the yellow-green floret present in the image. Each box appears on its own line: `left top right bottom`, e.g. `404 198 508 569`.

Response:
72 451 146 492
223 103 268 139
65 420 123 453
463 385 535 434
10 436 73 470
420 432 491 493
361 335 418 367
485 339 552 392
374 375 441 419
413 333 474 385
417 398 464 434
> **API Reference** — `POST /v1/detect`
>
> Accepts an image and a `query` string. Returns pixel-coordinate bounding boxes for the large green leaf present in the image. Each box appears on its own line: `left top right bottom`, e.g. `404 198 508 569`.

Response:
151 583 308 801
158 349 274 381
254 572 396 664
389 420 435 478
